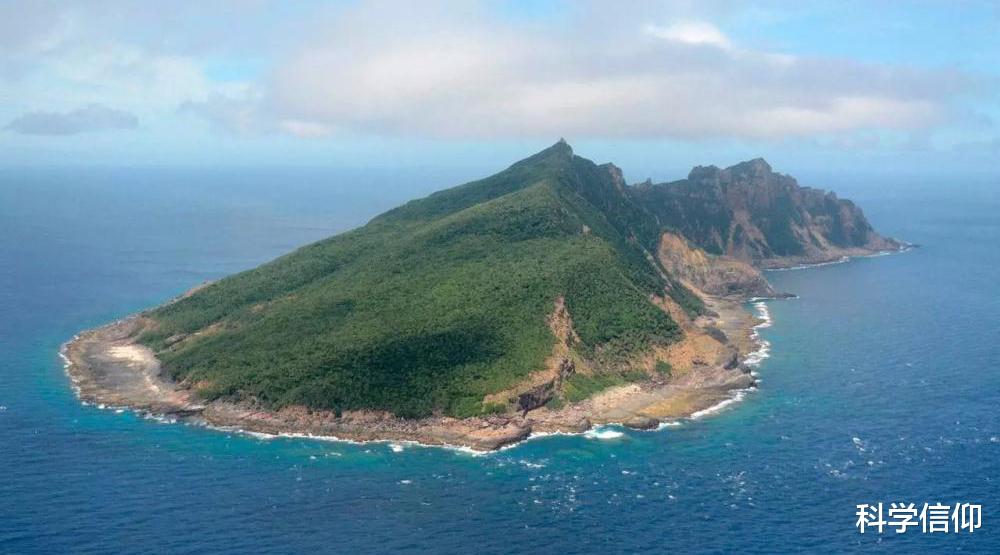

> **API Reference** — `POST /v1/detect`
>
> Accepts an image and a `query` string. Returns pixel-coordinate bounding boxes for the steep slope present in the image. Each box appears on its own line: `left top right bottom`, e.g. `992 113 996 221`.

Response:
633 158 903 268
135 141 698 419
655 231 776 299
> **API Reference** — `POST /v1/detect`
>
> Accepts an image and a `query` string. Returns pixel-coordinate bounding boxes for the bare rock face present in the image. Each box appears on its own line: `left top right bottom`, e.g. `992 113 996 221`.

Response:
516 358 575 414
517 381 556 414
634 159 903 268
655 232 776 298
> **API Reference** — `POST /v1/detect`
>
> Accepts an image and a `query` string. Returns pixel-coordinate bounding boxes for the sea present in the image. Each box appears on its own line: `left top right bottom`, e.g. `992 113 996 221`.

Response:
1 166 997 553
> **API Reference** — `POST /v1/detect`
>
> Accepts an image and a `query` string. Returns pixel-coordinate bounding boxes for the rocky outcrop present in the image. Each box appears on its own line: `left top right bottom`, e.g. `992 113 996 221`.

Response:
622 415 660 430
633 158 904 268
516 358 575 414
655 231 776 298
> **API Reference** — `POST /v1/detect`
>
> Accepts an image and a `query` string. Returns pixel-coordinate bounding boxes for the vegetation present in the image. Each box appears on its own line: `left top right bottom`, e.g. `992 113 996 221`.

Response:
563 373 627 404
139 141 699 418
655 360 673 377
562 368 648 403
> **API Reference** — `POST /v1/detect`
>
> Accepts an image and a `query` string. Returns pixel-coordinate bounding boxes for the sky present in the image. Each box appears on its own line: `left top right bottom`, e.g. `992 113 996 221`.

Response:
1 0 998 180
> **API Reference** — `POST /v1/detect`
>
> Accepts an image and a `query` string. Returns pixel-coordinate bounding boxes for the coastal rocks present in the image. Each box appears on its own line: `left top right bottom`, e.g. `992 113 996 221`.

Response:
622 416 660 430
198 404 535 452
719 348 740 370
63 317 197 414
442 418 532 451
530 415 592 435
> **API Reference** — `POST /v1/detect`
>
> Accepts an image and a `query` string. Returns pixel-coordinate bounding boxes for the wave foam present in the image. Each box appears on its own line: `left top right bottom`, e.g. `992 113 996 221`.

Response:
219 428 489 456
689 389 752 420
584 427 624 440
743 301 772 368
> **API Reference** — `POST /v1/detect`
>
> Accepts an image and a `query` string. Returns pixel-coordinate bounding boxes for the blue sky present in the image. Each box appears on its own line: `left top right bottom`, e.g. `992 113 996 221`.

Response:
1 1 997 179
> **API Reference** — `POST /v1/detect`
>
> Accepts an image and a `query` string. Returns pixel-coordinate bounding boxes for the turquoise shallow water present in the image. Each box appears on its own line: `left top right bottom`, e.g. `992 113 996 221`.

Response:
1 168 998 553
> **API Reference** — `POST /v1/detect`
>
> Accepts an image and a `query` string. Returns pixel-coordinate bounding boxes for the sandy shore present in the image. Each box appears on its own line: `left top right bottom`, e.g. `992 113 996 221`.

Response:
62 292 767 452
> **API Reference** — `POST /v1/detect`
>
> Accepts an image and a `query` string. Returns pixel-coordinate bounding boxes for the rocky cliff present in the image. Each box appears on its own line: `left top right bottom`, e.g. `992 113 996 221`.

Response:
632 158 903 268
654 231 776 299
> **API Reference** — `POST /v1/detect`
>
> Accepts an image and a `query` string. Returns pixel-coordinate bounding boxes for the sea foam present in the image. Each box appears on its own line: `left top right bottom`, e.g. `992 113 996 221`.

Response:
690 389 751 420
743 301 772 368
584 427 624 440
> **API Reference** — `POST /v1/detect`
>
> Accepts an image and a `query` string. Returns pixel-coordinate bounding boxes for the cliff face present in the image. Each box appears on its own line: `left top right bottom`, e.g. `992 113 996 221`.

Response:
655 231 775 299
633 158 902 268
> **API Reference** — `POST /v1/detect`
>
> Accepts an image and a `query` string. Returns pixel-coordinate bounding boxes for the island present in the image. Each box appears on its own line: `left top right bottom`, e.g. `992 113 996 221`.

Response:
63 140 906 451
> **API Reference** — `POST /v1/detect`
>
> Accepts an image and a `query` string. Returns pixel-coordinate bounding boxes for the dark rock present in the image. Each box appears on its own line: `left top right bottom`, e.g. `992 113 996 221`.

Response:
719 348 740 370
704 326 728 344
517 382 554 414
623 415 659 430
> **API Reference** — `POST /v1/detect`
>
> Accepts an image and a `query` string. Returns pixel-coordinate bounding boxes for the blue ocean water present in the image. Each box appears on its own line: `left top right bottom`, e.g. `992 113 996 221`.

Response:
1 168 997 554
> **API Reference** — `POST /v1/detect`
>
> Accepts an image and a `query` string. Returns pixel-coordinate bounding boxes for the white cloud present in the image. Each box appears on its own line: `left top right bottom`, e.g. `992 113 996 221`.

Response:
239 3 961 141
0 1 975 144
644 21 732 49
0 2 255 129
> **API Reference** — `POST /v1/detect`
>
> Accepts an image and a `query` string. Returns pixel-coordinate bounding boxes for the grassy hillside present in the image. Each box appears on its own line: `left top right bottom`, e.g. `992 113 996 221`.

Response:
139 141 695 418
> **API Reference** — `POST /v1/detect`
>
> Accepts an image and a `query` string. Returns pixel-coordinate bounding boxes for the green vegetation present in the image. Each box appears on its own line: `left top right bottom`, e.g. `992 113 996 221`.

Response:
139 141 698 418
655 360 673 378
562 368 648 403
563 373 626 403
544 396 566 410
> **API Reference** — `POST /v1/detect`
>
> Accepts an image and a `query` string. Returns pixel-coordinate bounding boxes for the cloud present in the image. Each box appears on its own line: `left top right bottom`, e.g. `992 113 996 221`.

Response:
0 1 981 145
0 2 258 124
6 104 138 135
235 3 966 141
644 21 732 49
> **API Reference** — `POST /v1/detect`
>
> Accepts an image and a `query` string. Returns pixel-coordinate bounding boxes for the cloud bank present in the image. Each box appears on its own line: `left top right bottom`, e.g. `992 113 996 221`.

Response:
6 104 139 135
0 1 986 149
215 2 963 141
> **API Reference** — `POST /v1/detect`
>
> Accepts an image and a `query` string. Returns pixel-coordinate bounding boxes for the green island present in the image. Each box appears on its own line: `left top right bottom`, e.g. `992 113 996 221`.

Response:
63 140 903 450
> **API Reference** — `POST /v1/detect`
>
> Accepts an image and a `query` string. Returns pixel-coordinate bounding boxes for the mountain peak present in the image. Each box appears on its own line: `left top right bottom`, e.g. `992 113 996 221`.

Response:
553 137 573 156
509 139 574 170
684 164 720 183
728 158 772 176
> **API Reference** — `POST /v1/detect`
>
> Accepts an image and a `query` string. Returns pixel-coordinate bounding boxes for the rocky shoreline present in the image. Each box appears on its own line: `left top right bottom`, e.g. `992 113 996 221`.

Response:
757 242 915 270
61 291 766 452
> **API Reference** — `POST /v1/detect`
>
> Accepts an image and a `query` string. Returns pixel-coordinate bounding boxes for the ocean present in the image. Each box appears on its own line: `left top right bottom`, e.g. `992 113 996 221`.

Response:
1 167 997 553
